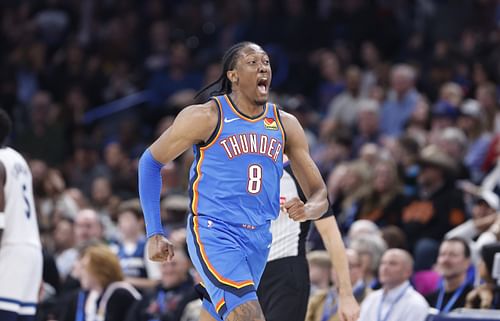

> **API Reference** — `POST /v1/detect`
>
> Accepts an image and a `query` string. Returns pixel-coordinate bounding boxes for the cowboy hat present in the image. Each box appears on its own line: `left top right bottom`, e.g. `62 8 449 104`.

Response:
417 144 457 174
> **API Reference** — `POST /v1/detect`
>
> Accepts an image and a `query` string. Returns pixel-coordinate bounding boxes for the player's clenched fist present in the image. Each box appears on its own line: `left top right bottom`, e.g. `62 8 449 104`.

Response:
147 234 175 262
284 197 307 222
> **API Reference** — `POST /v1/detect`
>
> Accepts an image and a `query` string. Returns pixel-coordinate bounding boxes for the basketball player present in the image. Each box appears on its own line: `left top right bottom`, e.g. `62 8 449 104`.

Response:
258 156 360 321
0 109 43 321
138 42 359 321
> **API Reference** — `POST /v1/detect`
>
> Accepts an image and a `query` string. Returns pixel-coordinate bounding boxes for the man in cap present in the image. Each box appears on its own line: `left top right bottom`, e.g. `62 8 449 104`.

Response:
402 145 466 271
458 99 492 183
446 189 499 261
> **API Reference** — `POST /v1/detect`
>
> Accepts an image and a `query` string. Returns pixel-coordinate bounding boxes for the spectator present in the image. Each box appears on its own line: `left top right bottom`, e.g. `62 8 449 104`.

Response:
103 142 137 199
307 251 332 296
315 50 345 113
355 159 407 227
125 246 198 321
306 249 369 321
349 234 387 290
65 141 110 198
429 101 460 138
437 127 470 180
476 83 498 132
333 161 372 233
466 242 500 309
15 91 66 165
402 145 466 270
359 249 429 321
425 238 474 312
58 244 141 321
347 220 380 243
110 201 161 291
322 65 363 135
446 189 499 262
160 194 190 234
392 135 421 197
352 99 381 156
58 208 106 290
458 99 492 183
380 64 420 136
53 217 76 281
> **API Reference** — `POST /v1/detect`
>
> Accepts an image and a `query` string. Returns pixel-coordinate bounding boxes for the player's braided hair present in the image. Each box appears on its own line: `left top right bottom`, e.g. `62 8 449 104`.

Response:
0 109 12 146
195 41 255 99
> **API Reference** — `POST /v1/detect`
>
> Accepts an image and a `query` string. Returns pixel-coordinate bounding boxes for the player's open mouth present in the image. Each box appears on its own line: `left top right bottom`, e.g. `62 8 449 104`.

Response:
257 78 269 94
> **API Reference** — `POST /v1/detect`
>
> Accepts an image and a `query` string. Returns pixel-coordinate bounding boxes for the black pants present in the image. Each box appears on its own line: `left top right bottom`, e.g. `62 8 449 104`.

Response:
257 256 310 321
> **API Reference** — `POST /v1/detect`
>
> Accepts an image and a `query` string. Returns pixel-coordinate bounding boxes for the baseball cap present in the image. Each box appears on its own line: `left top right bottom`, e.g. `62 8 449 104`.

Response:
476 189 500 210
460 99 482 118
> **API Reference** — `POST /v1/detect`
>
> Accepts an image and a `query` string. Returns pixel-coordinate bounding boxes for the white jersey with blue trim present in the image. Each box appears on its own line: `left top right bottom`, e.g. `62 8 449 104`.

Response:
0 147 40 248
188 95 285 226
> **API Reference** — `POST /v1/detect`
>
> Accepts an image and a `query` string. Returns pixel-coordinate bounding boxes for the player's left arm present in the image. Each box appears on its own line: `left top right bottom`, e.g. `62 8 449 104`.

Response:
0 161 5 246
315 216 360 321
280 110 328 221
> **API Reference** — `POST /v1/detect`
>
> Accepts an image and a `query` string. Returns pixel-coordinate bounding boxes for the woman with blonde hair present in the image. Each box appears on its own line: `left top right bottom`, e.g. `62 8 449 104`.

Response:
356 159 408 227
60 244 141 321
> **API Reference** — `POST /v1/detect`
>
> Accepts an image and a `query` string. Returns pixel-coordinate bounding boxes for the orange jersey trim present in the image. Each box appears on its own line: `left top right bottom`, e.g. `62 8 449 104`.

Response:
190 150 204 215
190 98 224 214
203 97 224 149
215 298 225 312
273 104 286 147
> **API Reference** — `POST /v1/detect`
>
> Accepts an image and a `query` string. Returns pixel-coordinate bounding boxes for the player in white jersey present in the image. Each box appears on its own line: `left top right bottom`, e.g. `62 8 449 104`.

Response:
0 109 42 321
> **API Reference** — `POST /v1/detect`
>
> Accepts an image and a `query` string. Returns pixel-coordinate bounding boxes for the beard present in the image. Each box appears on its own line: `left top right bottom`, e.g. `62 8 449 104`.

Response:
254 97 268 106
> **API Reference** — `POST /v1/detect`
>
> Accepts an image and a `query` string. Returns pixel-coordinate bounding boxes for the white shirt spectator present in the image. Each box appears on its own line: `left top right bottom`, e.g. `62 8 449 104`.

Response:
359 281 429 321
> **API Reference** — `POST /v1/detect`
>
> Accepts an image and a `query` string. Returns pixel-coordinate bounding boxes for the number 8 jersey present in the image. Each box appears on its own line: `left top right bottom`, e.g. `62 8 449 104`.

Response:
188 95 285 226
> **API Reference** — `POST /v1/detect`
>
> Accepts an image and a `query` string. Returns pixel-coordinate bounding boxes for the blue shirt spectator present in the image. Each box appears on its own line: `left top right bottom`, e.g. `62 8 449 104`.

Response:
381 89 419 137
380 64 419 137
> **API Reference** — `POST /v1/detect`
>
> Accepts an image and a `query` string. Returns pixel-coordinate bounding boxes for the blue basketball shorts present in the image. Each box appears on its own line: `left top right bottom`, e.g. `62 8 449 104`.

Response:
186 214 272 320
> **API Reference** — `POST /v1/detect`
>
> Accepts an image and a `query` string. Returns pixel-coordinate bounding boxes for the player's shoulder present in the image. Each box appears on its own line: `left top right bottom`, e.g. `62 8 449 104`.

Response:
0 146 24 162
177 99 219 124
276 109 299 126
276 109 303 142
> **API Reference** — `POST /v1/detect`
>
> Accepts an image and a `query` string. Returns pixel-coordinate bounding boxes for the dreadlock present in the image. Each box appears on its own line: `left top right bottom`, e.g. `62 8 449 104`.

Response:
195 42 255 99
0 108 12 147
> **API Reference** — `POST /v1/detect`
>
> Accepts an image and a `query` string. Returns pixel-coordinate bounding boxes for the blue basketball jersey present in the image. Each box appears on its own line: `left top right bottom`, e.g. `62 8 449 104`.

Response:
188 94 285 226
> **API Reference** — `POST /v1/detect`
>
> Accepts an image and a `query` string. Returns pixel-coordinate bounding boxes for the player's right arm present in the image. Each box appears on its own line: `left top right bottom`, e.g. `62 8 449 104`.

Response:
138 101 218 262
0 161 5 246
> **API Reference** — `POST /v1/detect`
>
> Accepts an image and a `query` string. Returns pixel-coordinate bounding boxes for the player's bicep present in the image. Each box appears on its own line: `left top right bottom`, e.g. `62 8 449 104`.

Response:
149 104 217 163
281 112 325 198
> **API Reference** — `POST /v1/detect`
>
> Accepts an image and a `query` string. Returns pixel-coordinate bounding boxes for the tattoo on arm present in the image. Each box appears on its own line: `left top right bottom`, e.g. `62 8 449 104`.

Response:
226 300 266 321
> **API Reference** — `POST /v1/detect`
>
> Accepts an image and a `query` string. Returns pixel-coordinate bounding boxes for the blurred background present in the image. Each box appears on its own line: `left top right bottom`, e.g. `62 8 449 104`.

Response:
2 0 500 320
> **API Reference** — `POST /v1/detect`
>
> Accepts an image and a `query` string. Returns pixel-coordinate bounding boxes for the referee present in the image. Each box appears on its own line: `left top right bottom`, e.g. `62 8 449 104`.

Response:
258 158 359 321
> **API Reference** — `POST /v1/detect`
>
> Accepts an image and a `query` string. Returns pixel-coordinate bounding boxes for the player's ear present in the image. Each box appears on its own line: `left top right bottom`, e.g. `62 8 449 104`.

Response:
227 70 238 84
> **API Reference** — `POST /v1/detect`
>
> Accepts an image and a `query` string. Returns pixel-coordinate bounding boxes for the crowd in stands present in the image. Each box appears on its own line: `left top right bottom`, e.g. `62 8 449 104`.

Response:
2 0 500 320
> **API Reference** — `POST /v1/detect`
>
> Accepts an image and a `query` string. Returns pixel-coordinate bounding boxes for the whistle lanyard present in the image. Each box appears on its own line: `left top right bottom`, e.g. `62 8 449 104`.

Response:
377 284 410 321
435 280 468 313
75 291 87 321
320 289 338 321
